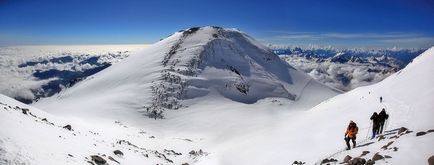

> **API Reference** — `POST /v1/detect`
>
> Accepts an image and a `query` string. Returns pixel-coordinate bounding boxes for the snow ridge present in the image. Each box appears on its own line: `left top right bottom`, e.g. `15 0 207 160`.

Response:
143 26 337 118
144 27 211 118
32 26 338 122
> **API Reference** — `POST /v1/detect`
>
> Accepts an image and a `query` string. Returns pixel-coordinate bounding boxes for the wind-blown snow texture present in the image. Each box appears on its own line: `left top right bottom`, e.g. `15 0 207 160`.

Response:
272 46 425 91
0 27 433 165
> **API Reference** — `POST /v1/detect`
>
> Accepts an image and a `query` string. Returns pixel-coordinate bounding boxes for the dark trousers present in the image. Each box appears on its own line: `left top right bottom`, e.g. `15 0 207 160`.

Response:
372 124 379 138
345 137 356 149
379 122 385 134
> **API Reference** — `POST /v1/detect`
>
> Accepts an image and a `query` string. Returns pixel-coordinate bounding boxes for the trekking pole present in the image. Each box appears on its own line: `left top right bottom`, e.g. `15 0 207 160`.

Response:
366 121 372 139
385 116 390 132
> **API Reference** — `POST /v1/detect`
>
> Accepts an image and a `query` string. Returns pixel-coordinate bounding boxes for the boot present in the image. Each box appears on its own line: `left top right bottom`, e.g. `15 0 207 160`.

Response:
345 138 351 150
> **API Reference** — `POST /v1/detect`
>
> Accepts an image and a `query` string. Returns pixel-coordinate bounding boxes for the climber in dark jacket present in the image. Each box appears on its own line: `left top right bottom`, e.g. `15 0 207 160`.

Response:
378 108 389 134
370 112 380 139
344 120 358 150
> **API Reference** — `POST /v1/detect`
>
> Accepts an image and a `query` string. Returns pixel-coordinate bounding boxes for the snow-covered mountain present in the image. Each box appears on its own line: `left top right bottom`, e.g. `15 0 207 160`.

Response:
1 43 422 104
34 26 339 119
0 27 432 165
273 46 425 91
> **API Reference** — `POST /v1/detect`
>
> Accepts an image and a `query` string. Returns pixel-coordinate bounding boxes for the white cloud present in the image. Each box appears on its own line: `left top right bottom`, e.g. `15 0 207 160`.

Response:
282 56 396 91
0 45 144 102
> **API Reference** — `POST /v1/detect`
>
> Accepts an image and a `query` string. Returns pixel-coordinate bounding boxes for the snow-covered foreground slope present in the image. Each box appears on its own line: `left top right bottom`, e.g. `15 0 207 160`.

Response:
34 26 339 120
0 93 209 164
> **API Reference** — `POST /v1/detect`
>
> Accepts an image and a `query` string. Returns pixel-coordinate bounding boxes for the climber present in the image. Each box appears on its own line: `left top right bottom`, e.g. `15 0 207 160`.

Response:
378 108 389 134
380 96 383 103
344 120 358 150
370 112 380 139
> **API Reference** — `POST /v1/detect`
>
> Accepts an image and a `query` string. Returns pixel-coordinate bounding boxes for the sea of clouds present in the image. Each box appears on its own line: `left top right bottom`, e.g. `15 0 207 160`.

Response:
274 46 425 91
0 45 145 103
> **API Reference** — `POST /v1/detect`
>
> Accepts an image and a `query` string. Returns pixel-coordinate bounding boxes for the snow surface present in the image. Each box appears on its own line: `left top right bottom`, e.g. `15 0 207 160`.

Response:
0 27 433 165
0 94 208 165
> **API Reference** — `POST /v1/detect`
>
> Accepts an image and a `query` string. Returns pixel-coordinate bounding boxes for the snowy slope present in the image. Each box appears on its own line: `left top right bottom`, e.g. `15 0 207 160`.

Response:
34 26 339 120
1 28 432 165
305 46 434 164
0 93 209 165
187 47 434 165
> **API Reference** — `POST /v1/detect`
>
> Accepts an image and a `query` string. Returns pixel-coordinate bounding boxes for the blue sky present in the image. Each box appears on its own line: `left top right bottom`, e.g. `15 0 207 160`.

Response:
1 0 433 48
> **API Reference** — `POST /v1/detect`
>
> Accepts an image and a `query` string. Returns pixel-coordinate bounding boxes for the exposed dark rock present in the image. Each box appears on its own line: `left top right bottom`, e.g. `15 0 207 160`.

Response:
360 151 370 157
227 65 241 76
91 155 106 165
366 159 375 165
68 154 74 157
154 150 173 163
427 129 434 133
87 161 95 165
393 147 398 152
164 149 182 156
42 118 47 122
320 158 337 164
381 141 394 150
343 155 352 163
348 157 366 165
428 155 434 165
21 108 29 115
189 149 206 157
384 155 392 159
113 150 123 156
235 83 249 94
292 160 305 165
184 27 200 35
372 153 384 161
108 156 120 164
416 131 427 136
377 135 385 141
63 125 72 131
389 135 399 139
398 127 408 134
28 111 37 118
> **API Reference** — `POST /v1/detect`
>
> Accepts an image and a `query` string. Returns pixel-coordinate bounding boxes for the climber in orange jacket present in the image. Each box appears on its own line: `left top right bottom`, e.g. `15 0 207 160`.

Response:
344 120 358 150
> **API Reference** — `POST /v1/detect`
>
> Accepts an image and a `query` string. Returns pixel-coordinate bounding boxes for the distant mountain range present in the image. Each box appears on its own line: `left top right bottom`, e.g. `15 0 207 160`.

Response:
271 46 426 91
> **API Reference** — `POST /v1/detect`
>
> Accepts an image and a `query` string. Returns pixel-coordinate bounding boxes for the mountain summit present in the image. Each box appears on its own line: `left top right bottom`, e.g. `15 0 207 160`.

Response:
35 26 339 119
